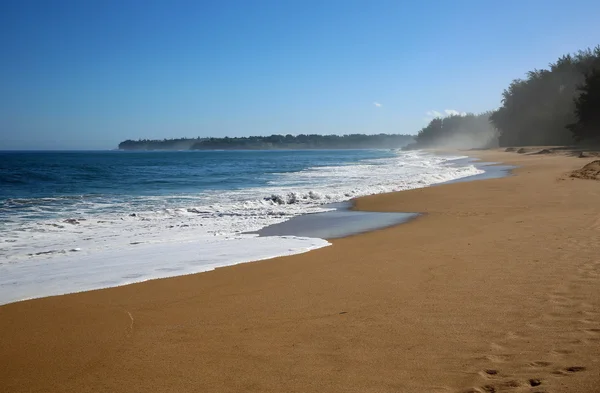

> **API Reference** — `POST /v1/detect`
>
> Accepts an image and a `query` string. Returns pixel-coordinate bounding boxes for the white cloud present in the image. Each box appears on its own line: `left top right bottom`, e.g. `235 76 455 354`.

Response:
425 109 466 118
426 110 443 118
444 109 467 116
373 102 382 107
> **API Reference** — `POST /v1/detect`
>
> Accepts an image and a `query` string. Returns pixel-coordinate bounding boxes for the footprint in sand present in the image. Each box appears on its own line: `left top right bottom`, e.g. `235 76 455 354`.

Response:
528 378 543 387
479 379 521 392
565 366 586 372
552 366 587 377
568 338 585 344
478 369 500 380
467 363 554 392
550 348 574 356
529 361 553 368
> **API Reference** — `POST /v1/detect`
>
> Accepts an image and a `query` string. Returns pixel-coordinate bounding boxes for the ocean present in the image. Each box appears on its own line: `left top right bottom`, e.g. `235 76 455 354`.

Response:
0 149 483 304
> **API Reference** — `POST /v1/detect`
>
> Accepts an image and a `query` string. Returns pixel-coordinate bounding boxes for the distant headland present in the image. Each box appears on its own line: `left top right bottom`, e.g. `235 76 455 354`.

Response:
118 134 415 150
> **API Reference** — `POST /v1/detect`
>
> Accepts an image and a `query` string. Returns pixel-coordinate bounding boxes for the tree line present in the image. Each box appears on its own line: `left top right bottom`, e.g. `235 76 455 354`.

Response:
118 137 202 151
118 133 414 150
408 46 600 149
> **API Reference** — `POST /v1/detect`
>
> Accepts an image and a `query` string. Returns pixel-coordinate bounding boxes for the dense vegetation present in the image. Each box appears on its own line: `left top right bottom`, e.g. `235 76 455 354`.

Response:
568 67 600 142
407 46 600 150
119 138 201 151
118 134 414 150
491 47 600 147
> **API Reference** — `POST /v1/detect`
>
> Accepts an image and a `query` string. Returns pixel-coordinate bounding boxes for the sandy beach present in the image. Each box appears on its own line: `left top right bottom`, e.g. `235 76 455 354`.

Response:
1 149 599 393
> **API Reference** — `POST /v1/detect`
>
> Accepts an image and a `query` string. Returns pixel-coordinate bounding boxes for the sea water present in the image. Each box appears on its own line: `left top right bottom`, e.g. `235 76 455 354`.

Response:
0 149 483 304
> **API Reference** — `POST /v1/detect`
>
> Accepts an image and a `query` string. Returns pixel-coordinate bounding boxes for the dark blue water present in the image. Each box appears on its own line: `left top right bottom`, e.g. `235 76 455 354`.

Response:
0 150 396 200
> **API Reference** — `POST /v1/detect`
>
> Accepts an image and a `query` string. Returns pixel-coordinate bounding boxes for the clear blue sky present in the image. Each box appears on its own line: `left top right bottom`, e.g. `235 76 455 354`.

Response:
1 0 599 149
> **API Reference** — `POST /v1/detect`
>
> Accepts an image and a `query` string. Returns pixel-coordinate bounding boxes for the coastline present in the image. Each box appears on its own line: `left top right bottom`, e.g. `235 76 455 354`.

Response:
253 156 514 240
1 149 599 392
0 150 480 306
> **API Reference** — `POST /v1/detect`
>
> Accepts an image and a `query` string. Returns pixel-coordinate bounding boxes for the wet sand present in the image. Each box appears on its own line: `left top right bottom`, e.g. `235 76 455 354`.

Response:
1 150 600 393
253 202 418 239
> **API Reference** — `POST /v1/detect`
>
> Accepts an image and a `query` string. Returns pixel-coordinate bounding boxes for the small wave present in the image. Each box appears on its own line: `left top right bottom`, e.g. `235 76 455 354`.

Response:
4 195 87 206
263 190 326 205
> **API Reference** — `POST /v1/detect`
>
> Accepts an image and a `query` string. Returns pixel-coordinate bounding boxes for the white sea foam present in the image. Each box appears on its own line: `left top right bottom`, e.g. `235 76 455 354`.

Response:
0 150 483 305
0 235 328 305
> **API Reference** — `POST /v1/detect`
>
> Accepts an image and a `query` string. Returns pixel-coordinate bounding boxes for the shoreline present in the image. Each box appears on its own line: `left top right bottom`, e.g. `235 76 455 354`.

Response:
254 156 515 239
0 150 482 306
1 149 599 392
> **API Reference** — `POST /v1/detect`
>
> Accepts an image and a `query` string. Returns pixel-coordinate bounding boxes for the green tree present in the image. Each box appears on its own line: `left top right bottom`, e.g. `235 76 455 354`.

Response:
490 47 600 146
568 68 600 141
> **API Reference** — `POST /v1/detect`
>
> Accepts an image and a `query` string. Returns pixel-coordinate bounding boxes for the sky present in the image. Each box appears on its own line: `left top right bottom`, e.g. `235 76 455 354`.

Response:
1 0 599 150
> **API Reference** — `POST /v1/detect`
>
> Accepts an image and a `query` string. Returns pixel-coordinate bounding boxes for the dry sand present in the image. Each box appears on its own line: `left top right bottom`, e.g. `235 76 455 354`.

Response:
1 150 599 393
